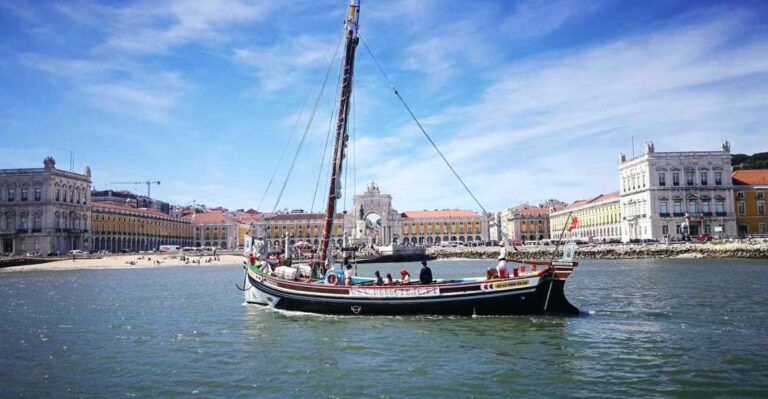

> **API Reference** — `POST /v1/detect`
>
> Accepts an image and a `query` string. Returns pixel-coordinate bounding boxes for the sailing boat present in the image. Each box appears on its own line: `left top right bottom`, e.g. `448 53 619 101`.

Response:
241 0 580 316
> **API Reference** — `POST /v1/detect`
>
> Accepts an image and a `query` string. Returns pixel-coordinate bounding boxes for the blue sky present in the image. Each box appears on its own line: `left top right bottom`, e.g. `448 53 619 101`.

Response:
2 0 767 213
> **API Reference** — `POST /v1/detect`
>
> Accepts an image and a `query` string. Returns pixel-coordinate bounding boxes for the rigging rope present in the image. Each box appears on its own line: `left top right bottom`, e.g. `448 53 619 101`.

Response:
359 36 491 217
306 58 344 238
272 33 344 213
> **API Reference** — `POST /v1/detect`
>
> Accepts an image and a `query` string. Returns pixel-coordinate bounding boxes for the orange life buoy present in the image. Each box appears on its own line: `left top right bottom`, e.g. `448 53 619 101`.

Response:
325 273 339 285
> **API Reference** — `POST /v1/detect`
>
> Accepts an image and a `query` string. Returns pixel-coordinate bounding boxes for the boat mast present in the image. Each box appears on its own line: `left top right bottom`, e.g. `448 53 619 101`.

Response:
319 0 360 266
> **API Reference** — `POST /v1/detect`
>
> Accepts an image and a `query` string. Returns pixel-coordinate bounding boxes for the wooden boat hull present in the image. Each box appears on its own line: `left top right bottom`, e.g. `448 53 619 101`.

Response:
244 266 579 316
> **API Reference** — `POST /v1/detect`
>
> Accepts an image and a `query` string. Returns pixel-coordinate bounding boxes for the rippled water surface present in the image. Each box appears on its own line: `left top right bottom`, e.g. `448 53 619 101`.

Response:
1 259 767 398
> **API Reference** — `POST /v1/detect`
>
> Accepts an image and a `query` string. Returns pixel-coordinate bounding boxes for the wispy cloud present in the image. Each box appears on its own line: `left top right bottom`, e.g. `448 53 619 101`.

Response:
501 0 603 39
233 34 338 91
101 0 271 54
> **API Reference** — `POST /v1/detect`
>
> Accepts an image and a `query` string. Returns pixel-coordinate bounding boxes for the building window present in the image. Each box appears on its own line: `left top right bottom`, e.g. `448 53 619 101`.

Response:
63 191 67 202
716 200 725 214
688 201 697 214
56 189 60 201
34 188 42 201
21 188 29 202
20 214 28 230
686 170 694 186
660 201 668 215
33 215 41 230
658 173 666 186
715 171 722 185
77 192 81 204
672 172 680 186
701 172 708 186
673 201 682 214
759 201 765 216
702 201 711 214
736 192 745 200
704 224 711 234
738 201 745 215
8 188 16 202
760 223 767 235
662 225 669 235
758 192 765 200
6 215 15 230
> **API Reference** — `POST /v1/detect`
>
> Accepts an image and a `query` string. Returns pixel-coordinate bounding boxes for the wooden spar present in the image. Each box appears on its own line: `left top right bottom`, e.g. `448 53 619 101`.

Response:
319 0 360 266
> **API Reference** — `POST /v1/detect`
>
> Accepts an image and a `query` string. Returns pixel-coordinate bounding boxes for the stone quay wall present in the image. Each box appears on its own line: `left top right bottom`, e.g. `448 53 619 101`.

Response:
427 241 768 260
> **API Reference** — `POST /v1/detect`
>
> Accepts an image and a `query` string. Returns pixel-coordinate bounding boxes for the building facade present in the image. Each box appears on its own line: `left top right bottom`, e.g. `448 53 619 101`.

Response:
0 157 92 255
399 209 488 246
732 169 768 237
252 212 346 249
618 140 737 241
183 212 237 249
500 205 552 242
550 192 621 242
91 201 193 252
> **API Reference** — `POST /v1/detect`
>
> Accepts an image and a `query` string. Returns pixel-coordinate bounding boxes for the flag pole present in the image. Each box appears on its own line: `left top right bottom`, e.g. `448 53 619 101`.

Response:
544 211 573 312
548 211 573 266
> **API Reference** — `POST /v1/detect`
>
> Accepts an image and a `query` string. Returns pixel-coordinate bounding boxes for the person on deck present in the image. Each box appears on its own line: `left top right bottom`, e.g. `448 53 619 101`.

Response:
400 269 411 284
374 270 384 286
419 260 433 284
384 273 394 285
496 255 509 279
344 264 354 286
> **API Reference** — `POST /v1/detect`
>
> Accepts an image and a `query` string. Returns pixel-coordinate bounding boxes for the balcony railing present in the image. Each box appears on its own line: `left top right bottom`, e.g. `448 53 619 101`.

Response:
16 228 28 233
716 212 727 216
659 212 670 217
702 212 713 217
673 212 685 217
31 228 42 233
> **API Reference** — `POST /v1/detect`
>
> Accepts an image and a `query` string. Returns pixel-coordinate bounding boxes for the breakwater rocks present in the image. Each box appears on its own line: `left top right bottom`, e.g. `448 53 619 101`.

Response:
427 241 768 260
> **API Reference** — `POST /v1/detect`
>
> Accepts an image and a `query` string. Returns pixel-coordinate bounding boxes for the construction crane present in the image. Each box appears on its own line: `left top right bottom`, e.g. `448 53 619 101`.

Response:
110 180 161 198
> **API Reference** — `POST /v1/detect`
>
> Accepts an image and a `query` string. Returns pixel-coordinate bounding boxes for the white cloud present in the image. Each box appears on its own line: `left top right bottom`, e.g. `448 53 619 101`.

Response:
502 0 602 39
101 0 271 54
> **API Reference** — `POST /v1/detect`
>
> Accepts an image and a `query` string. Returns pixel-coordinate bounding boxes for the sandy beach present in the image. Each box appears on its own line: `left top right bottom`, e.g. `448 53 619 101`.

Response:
0 254 245 273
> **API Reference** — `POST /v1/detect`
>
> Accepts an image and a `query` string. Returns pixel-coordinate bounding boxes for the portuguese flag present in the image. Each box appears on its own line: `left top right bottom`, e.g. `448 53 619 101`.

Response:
567 216 579 232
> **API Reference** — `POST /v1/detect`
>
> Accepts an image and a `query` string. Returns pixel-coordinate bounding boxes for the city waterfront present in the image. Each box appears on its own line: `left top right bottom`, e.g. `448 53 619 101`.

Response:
1 259 766 398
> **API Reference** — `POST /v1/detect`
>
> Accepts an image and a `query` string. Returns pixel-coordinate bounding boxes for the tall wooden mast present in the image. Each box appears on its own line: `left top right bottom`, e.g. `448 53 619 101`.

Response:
319 0 360 266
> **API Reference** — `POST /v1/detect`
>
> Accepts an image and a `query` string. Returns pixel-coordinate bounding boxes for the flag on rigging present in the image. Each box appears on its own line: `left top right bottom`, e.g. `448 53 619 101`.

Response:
568 216 579 232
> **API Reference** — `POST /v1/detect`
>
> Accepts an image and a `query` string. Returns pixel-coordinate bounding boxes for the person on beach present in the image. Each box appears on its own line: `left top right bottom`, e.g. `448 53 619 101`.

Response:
419 260 433 284
384 273 394 285
374 270 384 286
400 269 411 284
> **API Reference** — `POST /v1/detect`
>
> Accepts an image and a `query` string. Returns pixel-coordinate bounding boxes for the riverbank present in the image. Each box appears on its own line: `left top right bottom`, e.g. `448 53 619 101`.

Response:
427 241 768 260
0 254 243 272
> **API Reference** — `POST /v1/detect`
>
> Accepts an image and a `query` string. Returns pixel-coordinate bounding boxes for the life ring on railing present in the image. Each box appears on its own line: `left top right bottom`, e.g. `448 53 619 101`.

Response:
325 273 339 285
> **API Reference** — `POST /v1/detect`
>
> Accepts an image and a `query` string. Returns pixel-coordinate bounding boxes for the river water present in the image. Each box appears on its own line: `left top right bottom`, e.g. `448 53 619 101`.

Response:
1 259 767 398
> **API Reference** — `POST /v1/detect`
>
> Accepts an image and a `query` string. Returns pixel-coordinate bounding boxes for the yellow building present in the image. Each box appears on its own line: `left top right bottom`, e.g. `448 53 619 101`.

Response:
550 192 621 242
399 209 487 246
91 201 194 252
253 212 346 249
733 170 768 237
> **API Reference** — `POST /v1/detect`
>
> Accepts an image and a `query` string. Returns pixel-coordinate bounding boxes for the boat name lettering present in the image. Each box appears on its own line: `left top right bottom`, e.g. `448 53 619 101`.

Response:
483 280 530 291
349 287 440 297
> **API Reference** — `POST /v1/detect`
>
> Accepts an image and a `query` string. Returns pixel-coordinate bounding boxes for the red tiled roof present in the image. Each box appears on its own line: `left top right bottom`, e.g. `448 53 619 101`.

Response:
732 170 768 186
92 201 169 218
562 191 620 211
402 209 479 219
183 212 229 224
518 207 549 216
265 213 345 221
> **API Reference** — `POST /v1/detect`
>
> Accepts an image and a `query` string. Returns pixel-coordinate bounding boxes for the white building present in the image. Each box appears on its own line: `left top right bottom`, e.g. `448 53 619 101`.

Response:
0 157 92 255
618 140 737 242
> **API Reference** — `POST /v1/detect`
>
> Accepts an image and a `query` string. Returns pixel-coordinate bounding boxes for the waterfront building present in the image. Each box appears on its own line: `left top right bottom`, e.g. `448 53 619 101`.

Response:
732 169 768 237
91 201 193 252
488 212 502 244
618 140 737 241
399 209 488 246
0 157 92 255
92 190 170 215
550 192 621 242
499 204 558 243
251 212 346 249
183 212 237 249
